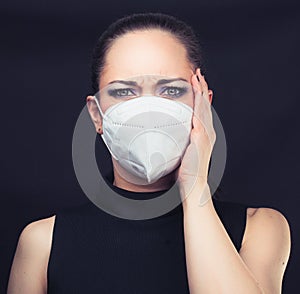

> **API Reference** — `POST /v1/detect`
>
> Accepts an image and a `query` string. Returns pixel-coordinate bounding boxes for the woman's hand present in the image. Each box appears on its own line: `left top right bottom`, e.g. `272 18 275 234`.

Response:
176 68 216 205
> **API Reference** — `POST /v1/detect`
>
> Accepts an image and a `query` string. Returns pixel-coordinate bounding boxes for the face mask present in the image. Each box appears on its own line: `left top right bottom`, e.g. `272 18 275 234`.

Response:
93 75 194 185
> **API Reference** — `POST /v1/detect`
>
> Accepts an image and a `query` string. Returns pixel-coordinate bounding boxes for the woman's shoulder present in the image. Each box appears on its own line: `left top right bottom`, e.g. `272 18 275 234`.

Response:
241 205 290 247
7 215 56 293
212 198 290 252
21 202 100 245
16 214 56 262
212 197 282 219
17 203 93 253
239 205 291 285
22 214 56 234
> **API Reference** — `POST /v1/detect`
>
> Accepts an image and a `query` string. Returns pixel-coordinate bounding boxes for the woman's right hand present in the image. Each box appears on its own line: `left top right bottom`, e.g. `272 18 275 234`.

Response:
176 69 216 206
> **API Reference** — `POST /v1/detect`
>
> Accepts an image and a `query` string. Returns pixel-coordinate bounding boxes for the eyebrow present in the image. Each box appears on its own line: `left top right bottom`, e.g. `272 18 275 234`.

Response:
156 78 188 85
108 78 188 86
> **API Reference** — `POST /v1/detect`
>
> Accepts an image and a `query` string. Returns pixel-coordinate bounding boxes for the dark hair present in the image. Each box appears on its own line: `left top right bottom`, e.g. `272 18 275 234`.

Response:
91 12 224 200
90 12 206 93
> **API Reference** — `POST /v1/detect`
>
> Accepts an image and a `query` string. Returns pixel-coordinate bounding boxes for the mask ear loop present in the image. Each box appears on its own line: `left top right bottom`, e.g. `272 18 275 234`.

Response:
93 95 105 118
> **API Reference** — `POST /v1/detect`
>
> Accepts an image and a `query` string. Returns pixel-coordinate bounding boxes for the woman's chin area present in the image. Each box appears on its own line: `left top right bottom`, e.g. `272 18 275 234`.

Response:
112 159 180 193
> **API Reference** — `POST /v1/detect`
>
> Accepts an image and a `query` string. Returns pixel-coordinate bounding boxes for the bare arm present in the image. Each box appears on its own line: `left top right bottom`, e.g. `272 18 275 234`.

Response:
178 70 291 293
182 182 291 294
239 206 291 293
7 216 55 294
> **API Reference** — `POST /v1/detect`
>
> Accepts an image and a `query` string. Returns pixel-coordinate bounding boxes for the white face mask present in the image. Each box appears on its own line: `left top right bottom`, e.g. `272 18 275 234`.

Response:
93 75 194 185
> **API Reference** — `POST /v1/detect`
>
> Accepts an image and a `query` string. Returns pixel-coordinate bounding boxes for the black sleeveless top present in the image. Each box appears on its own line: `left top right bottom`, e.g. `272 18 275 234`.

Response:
47 182 248 293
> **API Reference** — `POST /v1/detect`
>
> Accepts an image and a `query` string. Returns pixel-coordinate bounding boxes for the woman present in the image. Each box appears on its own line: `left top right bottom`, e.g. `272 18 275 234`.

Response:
7 13 291 293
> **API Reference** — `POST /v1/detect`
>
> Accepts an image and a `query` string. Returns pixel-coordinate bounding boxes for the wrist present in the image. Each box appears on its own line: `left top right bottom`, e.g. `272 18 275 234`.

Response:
181 179 212 209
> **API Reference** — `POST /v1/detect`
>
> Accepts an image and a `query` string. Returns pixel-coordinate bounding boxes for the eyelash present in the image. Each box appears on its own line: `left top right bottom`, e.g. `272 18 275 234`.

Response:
107 86 188 98
107 88 137 98
160 86 187 98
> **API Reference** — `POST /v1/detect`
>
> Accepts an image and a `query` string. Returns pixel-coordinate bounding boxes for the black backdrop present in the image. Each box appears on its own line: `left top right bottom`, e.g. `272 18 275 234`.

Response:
1 0 299 293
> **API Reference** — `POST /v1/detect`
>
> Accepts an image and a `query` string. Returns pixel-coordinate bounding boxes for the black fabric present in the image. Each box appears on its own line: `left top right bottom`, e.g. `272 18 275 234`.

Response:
47 180 248 294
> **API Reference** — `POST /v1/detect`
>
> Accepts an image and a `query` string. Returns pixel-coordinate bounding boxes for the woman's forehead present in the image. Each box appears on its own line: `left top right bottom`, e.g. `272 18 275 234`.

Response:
100 30 194 87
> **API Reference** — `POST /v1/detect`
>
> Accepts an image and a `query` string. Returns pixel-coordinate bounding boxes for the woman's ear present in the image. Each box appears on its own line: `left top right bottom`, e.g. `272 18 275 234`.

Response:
86 95 103 134
208 90 213 104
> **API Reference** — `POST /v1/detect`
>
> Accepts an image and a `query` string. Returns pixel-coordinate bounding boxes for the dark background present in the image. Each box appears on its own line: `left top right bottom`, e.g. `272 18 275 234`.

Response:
1 0 299 293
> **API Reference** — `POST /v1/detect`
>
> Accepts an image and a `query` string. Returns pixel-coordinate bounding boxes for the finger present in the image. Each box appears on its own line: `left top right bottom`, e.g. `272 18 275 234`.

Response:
191 76 216 148
194 101 216 149
192 75 213 125
191 73 207 107
191 72 211 115
196 69 210 103
191 72 203 94
196 69 208 92
194 72 214 124
191 74 204 129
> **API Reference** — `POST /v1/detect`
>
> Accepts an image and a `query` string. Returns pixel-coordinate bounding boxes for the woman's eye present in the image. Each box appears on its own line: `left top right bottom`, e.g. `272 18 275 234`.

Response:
161 87 186 98
108 88 136 98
